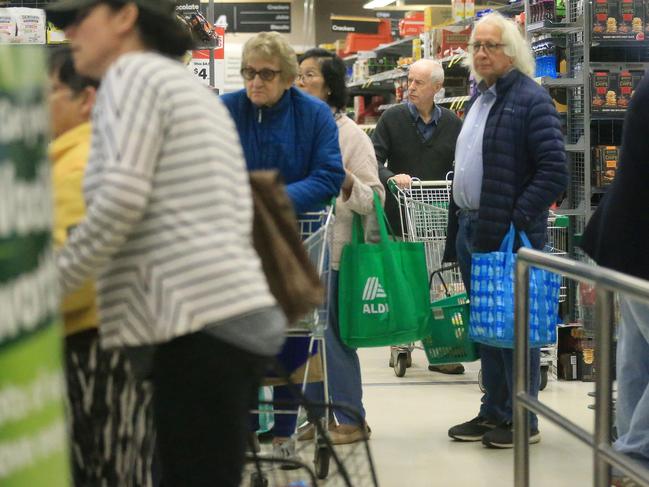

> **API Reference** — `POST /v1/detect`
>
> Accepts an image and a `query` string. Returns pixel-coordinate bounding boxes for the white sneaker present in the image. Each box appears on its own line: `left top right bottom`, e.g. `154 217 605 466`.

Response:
272 440 301 470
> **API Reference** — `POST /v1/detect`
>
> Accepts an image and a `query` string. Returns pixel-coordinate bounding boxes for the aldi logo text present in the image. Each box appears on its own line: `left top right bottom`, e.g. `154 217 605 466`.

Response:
362 277 388 315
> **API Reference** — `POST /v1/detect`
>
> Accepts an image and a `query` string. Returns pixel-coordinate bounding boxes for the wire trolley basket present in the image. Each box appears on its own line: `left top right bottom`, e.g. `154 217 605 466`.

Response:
249 207 379 486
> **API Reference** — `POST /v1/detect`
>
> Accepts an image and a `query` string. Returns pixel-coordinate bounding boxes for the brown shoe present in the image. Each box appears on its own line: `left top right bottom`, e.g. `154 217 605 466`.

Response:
297 419 335 441
428 363 465 375
328 424 371 445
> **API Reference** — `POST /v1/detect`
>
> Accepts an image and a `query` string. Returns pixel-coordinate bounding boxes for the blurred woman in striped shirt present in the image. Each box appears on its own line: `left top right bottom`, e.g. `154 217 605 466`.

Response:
47 1 285 486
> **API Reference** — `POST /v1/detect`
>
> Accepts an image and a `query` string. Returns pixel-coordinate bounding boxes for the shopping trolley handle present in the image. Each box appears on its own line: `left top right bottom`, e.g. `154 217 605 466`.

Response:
429 264 460 298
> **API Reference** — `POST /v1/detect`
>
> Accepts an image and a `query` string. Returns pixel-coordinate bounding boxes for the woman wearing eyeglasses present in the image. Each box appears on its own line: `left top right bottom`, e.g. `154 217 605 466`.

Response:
295 48 384 444
221 32 345 215
221 32 345 459
46 1 285 486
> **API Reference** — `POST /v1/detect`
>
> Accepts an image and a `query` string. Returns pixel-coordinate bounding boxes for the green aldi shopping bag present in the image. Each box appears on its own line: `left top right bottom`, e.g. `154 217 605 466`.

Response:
338 192 431 347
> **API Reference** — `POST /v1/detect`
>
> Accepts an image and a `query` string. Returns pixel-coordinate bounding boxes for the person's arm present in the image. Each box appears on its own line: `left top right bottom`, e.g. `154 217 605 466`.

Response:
371 112 396 186
57 62 163 294
512 91 569 231
443 183 460 263
285 106 345 213
54 165 98 314
340 131 385 215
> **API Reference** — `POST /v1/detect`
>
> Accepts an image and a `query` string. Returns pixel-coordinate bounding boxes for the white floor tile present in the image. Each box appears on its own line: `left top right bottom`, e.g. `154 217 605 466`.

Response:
359 347 597 487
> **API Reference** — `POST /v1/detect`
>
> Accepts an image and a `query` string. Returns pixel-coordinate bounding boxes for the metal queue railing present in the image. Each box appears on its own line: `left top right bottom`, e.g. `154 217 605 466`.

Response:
513 248 649 487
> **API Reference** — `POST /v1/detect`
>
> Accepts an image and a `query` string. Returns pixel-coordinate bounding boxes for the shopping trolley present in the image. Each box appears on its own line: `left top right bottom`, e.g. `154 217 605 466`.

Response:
246 401 378 487
387 178 467 377
249 207 378 485
541 211 570 389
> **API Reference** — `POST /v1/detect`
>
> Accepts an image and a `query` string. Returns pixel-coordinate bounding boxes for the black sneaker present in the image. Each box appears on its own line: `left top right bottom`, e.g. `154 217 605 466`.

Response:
482 423 541 449
448 416 498 441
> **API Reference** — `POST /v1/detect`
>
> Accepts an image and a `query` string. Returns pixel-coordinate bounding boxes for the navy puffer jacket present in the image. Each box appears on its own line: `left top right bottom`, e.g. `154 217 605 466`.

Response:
444 69 568 261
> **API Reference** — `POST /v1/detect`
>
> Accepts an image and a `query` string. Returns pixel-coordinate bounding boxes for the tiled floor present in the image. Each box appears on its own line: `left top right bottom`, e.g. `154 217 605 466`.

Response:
359 346 597 487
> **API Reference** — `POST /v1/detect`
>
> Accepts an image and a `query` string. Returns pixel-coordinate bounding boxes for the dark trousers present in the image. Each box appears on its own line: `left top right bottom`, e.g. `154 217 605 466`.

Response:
152 331 267 487
456 210 540 429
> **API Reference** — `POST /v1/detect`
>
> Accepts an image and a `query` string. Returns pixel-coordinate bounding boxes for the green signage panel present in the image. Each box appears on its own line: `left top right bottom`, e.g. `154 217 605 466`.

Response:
0 44 71 486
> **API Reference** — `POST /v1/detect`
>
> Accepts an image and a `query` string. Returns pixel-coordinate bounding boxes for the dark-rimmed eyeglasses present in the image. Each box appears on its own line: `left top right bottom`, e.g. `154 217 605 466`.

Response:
240 67 282 82
469 42 506 54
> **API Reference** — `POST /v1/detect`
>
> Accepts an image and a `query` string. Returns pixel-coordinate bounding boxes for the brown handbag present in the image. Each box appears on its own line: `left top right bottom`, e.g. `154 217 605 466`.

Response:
249 170 325 325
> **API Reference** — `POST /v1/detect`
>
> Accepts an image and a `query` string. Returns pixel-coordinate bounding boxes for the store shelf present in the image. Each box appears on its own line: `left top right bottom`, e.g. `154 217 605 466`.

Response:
378 103 400 111
591 38 649 47
437 95 471 105
565 141 586 152
553 208 588 216
591 110 627 120
347 67 409 90
589 61 649 70
438 52 468 67
498 1 525 16
527 20 583 34
343 37 416 63
374 36 418 57
535 74 585 87
591 187 609 194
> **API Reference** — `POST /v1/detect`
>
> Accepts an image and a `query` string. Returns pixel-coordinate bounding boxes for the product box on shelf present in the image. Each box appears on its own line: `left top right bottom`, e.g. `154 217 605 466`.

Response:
558 352 579 380
529 0 565 23
557 324 586 380
593 0 645 40
592 70 621 111
452 0 466 22
423 6 454 30
432 26 472 58
594 145 620 187
0 7 46 44
443 75 470 97
617 69 642 107
465 0 476 19
343 19 393 56
399 11 426 37
577 337 596 382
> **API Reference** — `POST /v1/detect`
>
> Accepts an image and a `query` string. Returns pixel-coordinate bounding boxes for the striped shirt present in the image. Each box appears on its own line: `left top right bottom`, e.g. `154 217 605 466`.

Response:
57 52 276 348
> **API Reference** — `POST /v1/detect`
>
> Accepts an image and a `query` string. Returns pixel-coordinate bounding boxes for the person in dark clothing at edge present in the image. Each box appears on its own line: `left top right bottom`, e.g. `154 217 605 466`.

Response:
371 58 464 375
581 72 649 486
443 13 568 448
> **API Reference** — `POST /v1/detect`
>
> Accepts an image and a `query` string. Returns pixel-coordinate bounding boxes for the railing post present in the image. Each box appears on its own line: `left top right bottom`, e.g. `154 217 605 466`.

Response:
594 287 615 487
514 259 531 487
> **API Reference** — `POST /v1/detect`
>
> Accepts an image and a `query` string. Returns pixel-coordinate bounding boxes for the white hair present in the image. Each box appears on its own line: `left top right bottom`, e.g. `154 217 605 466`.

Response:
411 58 445 85
464 13 535 82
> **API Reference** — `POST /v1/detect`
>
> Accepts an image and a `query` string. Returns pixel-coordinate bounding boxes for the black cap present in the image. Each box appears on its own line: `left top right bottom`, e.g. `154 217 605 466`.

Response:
46 0 176 29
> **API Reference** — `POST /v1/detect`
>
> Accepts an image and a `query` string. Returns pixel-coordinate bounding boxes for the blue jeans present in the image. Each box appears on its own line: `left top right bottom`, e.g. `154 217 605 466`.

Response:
615 296 649 469
456 210 540 429
306 270 366 425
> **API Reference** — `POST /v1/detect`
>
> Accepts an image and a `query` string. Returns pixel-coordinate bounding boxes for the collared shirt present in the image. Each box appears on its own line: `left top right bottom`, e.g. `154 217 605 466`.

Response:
407 101 442 142
452 82 497 210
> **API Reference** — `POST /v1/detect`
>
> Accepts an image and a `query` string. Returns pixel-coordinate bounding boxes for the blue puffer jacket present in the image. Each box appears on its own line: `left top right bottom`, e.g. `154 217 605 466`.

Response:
444 69 568 261
221 87 345 213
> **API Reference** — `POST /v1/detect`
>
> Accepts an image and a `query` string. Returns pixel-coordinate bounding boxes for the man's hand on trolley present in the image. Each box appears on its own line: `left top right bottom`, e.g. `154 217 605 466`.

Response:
388 173 412 189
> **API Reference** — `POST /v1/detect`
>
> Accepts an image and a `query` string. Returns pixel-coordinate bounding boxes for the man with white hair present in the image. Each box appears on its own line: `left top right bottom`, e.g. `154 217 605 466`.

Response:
444 13 568 448
372 58 464 375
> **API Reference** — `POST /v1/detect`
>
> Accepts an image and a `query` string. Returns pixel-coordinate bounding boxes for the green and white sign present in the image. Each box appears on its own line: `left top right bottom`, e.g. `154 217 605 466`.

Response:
0 45 70 486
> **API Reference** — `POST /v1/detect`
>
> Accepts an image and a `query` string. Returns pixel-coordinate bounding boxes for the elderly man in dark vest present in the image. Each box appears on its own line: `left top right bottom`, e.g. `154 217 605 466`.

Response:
372 58 463 375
